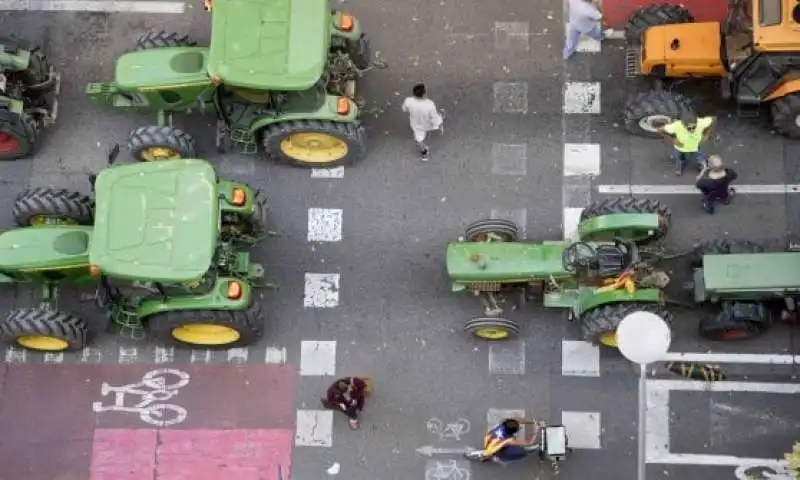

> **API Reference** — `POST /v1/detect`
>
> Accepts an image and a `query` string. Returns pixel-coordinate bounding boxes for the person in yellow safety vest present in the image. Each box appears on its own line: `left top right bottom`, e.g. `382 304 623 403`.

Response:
481 417 542 464
659 113 716 177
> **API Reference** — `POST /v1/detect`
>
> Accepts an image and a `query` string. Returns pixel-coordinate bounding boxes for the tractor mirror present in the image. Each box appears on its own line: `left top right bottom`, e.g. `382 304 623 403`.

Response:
107 144 120 165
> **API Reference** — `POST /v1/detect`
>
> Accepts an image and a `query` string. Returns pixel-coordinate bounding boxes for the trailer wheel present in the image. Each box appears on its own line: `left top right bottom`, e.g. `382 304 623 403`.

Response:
262 120 366 168
624 90 695 138
13 187 94 226
0 307 88 351
147 303 264 349
463 218 520 242
771 94 800 139
464 317 520 340
691 239 765 267
128 125 197 162
624 4 694 45
0 109 40 160
581 302 672 348
699 301 771 341
580 196 671 244
135 31 196 50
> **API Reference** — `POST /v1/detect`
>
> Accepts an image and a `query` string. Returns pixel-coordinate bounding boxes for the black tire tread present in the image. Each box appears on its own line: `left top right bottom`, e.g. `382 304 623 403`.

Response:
624 4 694 45
581 302 673 345
262 120 366 168
13 187 94 226
128 125 197 161
349 34 371 70
0 307 88 351
464 218 520 242
624 90 695 138
0 110 40 160
147 302 264 349
136 31 196 50
580 196 671 243
771 94 800 139
692 239 765 266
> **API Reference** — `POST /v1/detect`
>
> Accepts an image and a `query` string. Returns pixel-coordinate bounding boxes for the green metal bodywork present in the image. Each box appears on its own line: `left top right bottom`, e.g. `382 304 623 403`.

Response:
544 287 662 318
115 48 211 92
446 242 570 283
699 252 800 301
0 45 31 72
578 213 661 243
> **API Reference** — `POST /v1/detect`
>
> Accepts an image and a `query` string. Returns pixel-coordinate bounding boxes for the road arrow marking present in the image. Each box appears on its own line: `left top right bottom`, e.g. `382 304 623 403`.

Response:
416 445 474 457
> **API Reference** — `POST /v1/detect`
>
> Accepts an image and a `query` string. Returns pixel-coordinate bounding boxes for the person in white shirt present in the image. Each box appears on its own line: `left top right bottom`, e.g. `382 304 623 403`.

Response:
401 83 443 161
564 0 606 60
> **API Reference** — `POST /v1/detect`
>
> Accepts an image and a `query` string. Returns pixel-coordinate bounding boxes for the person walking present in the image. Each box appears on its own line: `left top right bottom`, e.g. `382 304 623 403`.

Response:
695 155 737 215
320 376 372 429
563 0 607 60
401 83 443 161
660 113 716 176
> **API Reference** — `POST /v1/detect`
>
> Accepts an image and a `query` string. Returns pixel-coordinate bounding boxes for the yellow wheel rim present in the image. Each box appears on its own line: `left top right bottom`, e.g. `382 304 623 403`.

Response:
599 331 618 347
141 147 179 162
279 132 348 164
475 327 510 340
171 323 241 345
17 335 69 351
29 215 78 226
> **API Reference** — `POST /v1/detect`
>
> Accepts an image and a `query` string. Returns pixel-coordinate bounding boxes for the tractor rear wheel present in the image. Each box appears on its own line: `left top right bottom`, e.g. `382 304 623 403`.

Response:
691 239 765 267
581 302 672 348
624 4 694 45
0 109 40 160
464 218 520 242
580 197 671 244
0 307 88 351
770 94 800 138
135 31 196 50
699 301 771 341
464 317 520 340
147 303 264 349
128 125 197 162
624 90 695 137
13 187 94 226
262 120 366 168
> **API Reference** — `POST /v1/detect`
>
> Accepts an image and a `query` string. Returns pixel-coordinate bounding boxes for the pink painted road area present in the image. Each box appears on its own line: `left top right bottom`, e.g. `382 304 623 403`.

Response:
0 364 296 480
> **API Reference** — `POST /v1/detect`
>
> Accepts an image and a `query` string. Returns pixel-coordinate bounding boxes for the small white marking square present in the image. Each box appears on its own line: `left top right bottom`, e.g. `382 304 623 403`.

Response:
43 352 63 364
489 340 526 374
561 340 600 377
295 410 333 447
153 346 174 364
563 143 600 177
80 347 102 364
307 208 343 242
117 347 138 364
190 349 212 364
487 408 527 438
563 82 601 114
490 208 527 238
300 340 336 376
304 273 340 308
264 346 287 364
577 35 601 53
311 166 345 179
493 82 528 114
561 411 602 449
491 143 527 176
494 21 529 50
563 207 584 241
226 347 249 364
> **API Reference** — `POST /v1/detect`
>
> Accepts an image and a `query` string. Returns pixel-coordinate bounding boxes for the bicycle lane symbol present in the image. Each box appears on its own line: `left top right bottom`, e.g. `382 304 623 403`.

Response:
91 368 191 427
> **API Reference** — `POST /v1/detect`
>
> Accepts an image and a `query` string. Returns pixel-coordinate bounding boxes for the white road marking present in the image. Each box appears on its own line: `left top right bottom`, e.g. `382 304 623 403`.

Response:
490 207 527 238
563 82 601 114
117 346 138 364
0 0 185 12
493 82 528 114
562 207 584 241
153 346 174 364
303 273 340 308
563 143 600 176
300 340 336 376
190 349 212 364
295 409 333 447
577 35 601 53
80 346 102 364
599 184 800 195
605 30 625 40
561 411 602 449
43 352 64 364
487 408 526 438
662 352 800 364
310 166 345 179
491 143 527 176
226 347 248 364
307 208 343 242
561 340 599 377
488 340 526 374
494 21 530 51
3 346 25 363
264 346 288 364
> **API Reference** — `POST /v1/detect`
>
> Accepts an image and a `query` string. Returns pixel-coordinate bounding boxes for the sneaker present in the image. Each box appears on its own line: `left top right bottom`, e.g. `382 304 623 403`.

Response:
722 188 736 205
348 418 360 430
421 148 429 161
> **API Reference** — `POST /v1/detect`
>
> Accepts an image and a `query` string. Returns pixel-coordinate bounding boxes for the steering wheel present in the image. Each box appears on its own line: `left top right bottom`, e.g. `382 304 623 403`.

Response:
562 242 597 273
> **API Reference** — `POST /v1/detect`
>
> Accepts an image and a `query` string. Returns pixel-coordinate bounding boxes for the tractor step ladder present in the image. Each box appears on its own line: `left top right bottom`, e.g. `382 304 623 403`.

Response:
624 47 641 79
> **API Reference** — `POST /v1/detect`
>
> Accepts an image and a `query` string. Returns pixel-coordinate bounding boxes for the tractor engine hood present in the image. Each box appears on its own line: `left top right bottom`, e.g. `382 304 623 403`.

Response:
643 22 725 75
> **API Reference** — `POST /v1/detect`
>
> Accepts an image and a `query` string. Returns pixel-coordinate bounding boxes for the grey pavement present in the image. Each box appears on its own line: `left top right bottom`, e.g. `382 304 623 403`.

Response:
0 1 799 480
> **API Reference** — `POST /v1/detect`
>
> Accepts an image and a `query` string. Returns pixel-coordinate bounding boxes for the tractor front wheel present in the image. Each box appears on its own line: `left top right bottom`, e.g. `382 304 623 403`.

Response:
13 187 94 226
0 308 88 351
624 4 694 45
624 90 695 138
771 94 800 139
262 120 366 168
464 218 520 242
147 303 264 349
580 197 671 244
135 31 196 50
0 109 40 160
128 125 197 162
699 301 771 341
581 302 673 348
464 317 520 340
691 239 765 267
349 34 372 70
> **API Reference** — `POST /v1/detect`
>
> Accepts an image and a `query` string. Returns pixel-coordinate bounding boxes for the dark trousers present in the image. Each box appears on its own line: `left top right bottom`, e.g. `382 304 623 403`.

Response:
672 149 706 172
495 445 528 461
701 188 733 214
321 398 361 420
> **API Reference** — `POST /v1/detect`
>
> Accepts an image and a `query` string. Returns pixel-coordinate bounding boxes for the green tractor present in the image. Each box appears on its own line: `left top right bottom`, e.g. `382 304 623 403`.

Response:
445 197 674 348
0 38 60 160
0 146 268 352
85 0 384 168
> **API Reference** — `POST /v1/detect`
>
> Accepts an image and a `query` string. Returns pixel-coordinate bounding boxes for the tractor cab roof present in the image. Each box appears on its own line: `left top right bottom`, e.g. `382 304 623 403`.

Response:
89 159 219 283
752 0 800 51
207 0 330 91
703 252 800 292
446 242 570 283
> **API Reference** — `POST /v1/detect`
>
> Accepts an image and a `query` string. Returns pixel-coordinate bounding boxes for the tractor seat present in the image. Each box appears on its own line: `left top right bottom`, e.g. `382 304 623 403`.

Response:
596 244 627 277
53 230 90 256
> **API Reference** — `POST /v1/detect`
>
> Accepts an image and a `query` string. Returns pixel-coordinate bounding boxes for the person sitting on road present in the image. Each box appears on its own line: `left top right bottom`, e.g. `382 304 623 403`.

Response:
320 376 371 430
482 417 542 463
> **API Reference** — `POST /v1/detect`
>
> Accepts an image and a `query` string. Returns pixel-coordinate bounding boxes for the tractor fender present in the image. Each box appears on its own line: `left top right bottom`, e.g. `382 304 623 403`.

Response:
0 48 31 72
330 10 363 41
764 79 800 102
248 95 359 133
575 288 662 318
578 213 661 243
217 179 255 215
137 277 252 319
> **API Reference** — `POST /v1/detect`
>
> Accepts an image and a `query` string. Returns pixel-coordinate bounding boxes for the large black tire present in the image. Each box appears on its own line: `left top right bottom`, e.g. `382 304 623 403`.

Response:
0 109 40 160
624 90 695 138
699 301 771 341
21 48 51 87
624 4 694 45
135 31 196 50
147 303 264 349
771 94 800 139
464 218 520 242
691 239 765 267
0 307 88 351
13 187 94 226
262 120 366 168
349 34 371 70
581 302 673 347
128 125 196 162
580 197 672 244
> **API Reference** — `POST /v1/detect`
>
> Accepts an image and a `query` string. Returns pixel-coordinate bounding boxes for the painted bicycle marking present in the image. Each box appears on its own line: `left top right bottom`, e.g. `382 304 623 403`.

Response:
91 368 190 427
426 418 471 441
734 463 794 480
424 460 470 480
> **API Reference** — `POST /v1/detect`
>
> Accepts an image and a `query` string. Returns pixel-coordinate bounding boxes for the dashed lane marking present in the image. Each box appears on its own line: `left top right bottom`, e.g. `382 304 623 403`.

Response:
561 411 602 449
488 340 526 374
563 82 601 114
117 347 138 364
307 208 343 242
491 143 528 176
43 352 63 364
3 345 289 364
303 273 341 308
295 409 333 447
562 207 584 241
310 166 345 179
563 143 600 177
80 347 102 364
299 340 336 376
561 340 599 377
0 0 186 12
599 184 800 195
226 347 248 364
493 82 528 114
190 349 213 364
153 346 174 364
493 21 530 51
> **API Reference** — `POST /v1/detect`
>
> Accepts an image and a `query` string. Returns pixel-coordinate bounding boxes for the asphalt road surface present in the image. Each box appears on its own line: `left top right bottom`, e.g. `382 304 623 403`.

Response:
1 0 800 479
